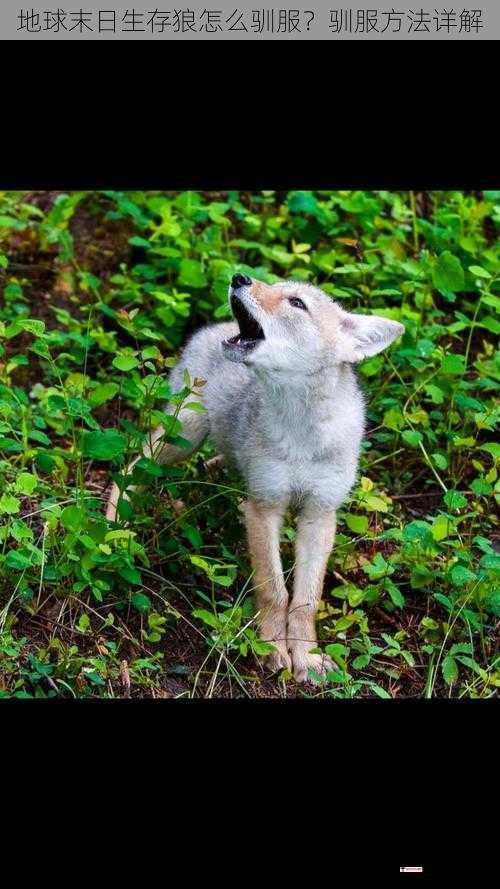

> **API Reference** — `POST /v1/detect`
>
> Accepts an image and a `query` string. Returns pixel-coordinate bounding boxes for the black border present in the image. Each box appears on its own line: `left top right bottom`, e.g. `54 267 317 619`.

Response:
5 698 496 881
3 40 497 190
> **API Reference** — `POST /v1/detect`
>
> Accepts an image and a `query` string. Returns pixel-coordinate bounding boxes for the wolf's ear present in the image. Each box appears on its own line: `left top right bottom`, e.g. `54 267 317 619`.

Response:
335 312 405 363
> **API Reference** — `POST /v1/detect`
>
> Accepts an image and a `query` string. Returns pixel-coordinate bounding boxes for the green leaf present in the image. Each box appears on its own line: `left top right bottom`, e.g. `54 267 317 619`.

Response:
471 477 492 497
105 529 135 543
401 650 415 667
403 520 433 546
352 654 370 670
359 354 384 377
85 671 106 686
473 536 493 554
347 585 366 607
485 590 500 616
449 643 472 657
431 514 452 542
421 617 440 632
455 655 486 679
480 316 500 335
182 401 207 413
444 490 467 511
6 318 46 338
415 338 435 358
287 191 319 214
402 430 423 447
14 472 38 495
82 430 127 461
386 581 405 609
468 265 491 279
4 550 30 569
253 640 276 656
22 318 46 336
344 513 368 534
442 656 458 686
77 613 91 632
450 565 476 587
61 505 86 533
141 346 162 361
5 546 42 569
382 631 399 650
10 519 34 542
29 430 52 446
0 494 21 515
0 437 22 454
479 553 500 573
128 236 151 248
371 685 392 699
112 355 139 372
479 443 500 459
325 643 348 670
193 608 219 629
425 384 445 404
432 453 448 470
131 592 152 613
362 552 394 581
434 594 452 612
88 382 120 407
210 571 236 588
139 327 162 341
383 408 405 430
178 259 207 288
36 452 56 473
363 494 389 513
119 566 142 585
0 215 28 230
441 354 465 376
432 251 464 292
411 564 435 588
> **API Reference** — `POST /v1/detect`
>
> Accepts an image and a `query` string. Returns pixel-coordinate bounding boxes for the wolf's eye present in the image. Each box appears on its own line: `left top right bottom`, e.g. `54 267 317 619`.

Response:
288 296 307 311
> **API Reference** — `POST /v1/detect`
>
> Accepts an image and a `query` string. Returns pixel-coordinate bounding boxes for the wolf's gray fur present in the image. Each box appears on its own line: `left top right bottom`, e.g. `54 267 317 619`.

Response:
170 320 363 510
107 276 404 683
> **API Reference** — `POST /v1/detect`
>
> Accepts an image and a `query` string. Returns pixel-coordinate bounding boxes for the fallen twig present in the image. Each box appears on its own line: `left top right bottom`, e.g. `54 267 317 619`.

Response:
120 659 131 696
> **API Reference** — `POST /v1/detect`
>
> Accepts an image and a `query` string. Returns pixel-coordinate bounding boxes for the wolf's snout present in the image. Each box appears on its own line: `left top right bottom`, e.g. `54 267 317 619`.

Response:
232 273 252 288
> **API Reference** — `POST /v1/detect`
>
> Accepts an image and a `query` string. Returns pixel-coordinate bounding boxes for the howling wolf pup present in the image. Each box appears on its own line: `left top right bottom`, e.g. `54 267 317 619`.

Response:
107 274 404 683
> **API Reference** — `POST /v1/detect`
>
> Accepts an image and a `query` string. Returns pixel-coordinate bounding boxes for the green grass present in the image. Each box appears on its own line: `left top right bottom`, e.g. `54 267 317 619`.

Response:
0 189 498 698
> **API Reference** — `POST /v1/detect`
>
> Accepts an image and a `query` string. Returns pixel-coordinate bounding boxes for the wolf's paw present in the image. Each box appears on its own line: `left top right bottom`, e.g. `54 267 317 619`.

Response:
290 648 334 685
265 642 292 674
204 454 225 474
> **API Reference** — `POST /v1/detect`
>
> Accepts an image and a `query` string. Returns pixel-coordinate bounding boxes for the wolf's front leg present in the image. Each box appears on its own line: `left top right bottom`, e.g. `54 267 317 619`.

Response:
288 505 337 683
242 499 292 673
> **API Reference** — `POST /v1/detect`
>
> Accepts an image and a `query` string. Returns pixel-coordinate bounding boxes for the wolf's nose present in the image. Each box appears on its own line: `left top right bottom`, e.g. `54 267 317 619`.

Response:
232 273 252 288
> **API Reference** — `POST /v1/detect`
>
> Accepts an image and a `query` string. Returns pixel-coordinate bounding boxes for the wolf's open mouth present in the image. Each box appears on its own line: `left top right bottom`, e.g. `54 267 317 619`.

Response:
224 294 265 352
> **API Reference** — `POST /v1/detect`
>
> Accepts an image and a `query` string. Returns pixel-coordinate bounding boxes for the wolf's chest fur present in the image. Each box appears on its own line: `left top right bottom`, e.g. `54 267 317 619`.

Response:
167 320 367 509
205 357 365 508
